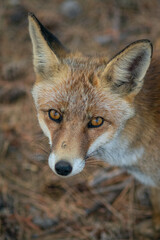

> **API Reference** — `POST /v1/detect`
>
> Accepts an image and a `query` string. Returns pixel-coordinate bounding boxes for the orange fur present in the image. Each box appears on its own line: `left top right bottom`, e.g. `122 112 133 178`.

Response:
28 13 160 187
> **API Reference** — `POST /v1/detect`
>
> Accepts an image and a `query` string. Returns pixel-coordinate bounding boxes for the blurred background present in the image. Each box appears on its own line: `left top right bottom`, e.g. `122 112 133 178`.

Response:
1 0 160 239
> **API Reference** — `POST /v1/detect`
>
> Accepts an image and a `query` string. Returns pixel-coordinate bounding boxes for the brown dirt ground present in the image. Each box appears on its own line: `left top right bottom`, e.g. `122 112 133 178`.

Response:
1 0 160 239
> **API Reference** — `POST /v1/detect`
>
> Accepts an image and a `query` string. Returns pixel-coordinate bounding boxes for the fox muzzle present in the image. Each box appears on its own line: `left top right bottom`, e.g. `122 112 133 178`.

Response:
48 152 85 177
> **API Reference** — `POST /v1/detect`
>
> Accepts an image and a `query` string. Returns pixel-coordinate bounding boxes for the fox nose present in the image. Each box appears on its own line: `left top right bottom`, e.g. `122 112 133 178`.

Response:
55 160 72 176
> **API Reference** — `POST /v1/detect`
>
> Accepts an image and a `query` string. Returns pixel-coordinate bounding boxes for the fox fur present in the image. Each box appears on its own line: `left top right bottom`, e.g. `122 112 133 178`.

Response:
28 13 160 187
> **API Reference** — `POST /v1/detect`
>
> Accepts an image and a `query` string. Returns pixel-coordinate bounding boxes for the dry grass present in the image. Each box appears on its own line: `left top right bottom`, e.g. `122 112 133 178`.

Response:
1 0 160 239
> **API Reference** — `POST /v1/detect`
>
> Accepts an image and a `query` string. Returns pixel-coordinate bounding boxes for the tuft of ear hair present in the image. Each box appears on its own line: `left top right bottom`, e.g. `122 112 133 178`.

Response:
28 13 68 75
101 40 153 98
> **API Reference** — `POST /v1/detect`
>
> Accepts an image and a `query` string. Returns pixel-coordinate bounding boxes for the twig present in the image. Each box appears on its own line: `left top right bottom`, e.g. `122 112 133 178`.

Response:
92 177 133 194
89 168 126 187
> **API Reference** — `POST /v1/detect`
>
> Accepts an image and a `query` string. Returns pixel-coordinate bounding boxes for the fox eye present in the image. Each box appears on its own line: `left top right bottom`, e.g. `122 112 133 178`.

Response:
48 109 62 123
88 117 104 128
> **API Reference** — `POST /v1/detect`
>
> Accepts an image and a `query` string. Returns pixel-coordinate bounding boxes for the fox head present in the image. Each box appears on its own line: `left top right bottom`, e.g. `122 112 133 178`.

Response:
28 13 152 177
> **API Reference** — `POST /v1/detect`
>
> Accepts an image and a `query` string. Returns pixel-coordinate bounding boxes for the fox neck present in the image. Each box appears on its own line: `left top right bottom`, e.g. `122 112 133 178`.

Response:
95 119 145 167
94 110 156 186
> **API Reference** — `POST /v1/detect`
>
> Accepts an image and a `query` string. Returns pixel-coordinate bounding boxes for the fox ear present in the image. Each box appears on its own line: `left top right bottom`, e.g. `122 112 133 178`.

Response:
101 40 152 98
28 13 68 75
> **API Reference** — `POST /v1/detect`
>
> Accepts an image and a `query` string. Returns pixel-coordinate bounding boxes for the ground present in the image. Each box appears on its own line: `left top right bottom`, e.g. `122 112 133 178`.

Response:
1 0 160 239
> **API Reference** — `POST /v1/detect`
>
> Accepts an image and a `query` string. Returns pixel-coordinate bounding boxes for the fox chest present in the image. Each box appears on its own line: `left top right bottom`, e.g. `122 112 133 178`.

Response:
96 140 155 186
97 137 144 167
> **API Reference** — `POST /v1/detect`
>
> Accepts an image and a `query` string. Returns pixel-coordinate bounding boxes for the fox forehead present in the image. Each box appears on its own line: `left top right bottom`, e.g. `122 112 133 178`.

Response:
32 68 134 124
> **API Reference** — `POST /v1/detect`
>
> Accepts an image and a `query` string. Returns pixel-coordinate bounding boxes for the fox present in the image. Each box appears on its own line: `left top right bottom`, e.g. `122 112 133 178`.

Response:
28 13 160 228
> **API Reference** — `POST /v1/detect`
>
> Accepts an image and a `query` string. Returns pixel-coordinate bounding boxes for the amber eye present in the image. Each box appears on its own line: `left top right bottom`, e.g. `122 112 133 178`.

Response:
88 117 104 128
48 109 62 123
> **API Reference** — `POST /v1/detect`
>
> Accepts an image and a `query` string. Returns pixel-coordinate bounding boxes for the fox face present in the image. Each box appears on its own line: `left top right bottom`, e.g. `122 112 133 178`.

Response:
32 67 133 176
28 13 152 177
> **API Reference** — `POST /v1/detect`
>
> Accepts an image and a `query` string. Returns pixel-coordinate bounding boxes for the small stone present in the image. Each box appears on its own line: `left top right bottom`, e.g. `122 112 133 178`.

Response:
33 216 58 230
60 0 82 19
94 35 113 45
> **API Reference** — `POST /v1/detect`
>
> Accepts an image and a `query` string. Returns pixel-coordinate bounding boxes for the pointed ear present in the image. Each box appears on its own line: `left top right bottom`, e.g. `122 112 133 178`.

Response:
28 13 68 76
101 40 153 98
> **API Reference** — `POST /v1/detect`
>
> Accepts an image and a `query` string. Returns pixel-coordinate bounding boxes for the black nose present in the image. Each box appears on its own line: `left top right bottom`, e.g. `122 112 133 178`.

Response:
55 160 72 176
